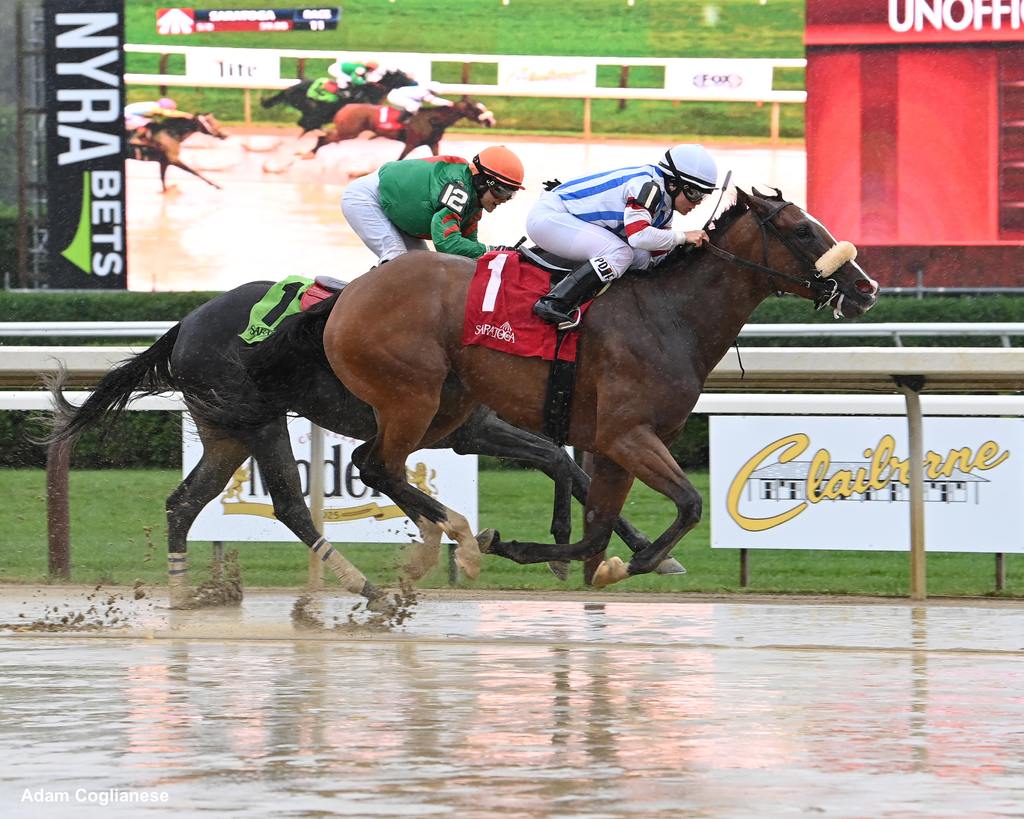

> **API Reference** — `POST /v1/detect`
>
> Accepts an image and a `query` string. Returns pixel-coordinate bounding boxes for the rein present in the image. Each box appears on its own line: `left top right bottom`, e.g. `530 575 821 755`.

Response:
705 198 839 311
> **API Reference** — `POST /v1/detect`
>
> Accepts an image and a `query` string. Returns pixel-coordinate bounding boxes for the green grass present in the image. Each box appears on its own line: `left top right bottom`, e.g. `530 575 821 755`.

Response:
0 469 1017 598
124 0 806 139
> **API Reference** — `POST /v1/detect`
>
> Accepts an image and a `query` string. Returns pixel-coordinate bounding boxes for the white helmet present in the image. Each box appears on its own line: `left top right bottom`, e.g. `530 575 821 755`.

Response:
658 144 718 193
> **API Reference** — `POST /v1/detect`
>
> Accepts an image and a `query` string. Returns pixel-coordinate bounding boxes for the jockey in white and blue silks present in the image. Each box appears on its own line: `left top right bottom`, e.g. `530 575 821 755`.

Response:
527 143 720 325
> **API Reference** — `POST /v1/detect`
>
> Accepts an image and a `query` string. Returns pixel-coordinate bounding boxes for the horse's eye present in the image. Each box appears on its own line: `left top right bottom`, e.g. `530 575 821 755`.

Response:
795 224 813 241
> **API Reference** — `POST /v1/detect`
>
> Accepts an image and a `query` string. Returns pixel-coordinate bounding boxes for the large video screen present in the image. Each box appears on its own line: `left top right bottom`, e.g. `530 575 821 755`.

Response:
50 0 810 291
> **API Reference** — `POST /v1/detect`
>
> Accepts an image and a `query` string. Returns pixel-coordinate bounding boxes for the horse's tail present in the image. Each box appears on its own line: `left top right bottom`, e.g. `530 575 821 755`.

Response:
39 324 180 446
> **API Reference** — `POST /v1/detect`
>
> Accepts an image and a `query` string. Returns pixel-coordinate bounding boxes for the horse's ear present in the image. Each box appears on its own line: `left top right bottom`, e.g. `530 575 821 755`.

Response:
734 187 752 208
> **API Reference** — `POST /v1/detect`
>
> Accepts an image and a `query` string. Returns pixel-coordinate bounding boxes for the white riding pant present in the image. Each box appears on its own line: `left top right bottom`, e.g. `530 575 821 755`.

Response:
341 171 428 264
525 192 652 280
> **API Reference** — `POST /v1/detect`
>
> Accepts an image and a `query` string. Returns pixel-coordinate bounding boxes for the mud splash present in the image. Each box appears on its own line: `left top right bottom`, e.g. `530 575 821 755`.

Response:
182 549 244 609
1 580 149 632
290 580 419 633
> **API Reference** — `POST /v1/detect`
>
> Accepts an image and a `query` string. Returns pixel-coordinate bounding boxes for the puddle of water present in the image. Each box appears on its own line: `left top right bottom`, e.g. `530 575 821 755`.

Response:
0 591 1022 817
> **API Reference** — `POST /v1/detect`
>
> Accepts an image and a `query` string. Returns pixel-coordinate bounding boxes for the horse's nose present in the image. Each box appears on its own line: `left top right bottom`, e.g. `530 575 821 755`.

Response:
855 278 879 297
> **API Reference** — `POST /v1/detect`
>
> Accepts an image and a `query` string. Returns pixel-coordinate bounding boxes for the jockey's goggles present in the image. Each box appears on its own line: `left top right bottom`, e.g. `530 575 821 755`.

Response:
486 178 518 202
679 182 710 204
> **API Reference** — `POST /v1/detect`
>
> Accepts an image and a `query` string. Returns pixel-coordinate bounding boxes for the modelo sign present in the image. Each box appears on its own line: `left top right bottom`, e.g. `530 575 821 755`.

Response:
44 0 127 289
710 416 1024 553
183 415 477 543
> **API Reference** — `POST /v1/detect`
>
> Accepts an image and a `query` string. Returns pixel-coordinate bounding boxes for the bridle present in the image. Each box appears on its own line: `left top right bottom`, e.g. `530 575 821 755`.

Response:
703 197 841 311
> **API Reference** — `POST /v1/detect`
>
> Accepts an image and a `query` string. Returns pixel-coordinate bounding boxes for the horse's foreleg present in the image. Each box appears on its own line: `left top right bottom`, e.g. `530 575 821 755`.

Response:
165 431 249 608
171 158 221 190
252 421 382 602
397 142 415 160
159 159 169 192
485 454 633 567
593 429 702 587
444 409 573 546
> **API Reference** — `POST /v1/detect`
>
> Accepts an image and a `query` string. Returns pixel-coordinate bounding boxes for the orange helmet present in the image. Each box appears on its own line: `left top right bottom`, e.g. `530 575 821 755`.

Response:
473 145 525 191
365 59 379 71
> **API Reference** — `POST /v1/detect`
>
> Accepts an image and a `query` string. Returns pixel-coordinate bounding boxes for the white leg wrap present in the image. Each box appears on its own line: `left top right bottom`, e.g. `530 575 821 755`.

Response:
167 552 190 607
311 537 366 594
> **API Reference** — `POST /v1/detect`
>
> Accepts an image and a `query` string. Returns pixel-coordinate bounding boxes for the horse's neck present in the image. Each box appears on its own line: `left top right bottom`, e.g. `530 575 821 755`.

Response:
646 221 774 379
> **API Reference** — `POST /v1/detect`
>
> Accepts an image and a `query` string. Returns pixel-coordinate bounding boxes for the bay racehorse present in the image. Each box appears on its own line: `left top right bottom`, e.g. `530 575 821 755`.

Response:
250 188 880 587
127 112 228 192
260 70 415 134
311 97 496 160
43 281 660 609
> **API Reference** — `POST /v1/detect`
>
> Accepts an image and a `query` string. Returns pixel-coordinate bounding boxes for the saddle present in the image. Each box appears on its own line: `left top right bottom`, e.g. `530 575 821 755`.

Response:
300 275 348 310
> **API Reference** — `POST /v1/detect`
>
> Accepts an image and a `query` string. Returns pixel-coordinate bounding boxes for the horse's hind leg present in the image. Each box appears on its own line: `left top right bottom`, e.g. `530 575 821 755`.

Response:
353 398 482 580
250 419 383 601
166 428 249 608
172 159 221 190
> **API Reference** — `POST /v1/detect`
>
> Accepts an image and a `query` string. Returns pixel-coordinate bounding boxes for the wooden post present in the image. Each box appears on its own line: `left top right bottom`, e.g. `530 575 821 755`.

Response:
211 541 224 579
297 57 307 80
618 65 630 111
995 553 1005 592
46 441 71 579
897 377 927 600
461 61 471 84
583 97 592 140
307 424 325 589
158 53 170 97
770 102 781 144
243 89 251 125
14 2 29 288
739 548 749 587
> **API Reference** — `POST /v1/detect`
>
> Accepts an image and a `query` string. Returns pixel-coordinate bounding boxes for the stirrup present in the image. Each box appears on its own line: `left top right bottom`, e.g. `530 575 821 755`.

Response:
557 308 582 331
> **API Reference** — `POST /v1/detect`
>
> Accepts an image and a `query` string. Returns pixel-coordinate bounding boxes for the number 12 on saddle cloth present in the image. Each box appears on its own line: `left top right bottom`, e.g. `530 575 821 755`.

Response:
462 250 588 363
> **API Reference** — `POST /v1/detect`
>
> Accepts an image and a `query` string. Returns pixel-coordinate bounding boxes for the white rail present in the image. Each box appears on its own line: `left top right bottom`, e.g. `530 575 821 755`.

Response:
123 44 806 139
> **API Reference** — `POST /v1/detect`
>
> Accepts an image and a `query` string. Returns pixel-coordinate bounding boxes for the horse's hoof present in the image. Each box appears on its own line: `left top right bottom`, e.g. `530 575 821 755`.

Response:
591 556 629 589
547 560 570 582
655 557 687 576
475 528 498 553
454 545 481 580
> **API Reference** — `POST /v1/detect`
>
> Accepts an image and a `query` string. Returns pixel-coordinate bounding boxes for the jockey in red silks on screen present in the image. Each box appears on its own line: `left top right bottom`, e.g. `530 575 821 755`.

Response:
526 143 721 326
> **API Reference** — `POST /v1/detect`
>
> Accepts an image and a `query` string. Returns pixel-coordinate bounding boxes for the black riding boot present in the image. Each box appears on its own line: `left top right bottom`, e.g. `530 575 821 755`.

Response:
533 261 607 326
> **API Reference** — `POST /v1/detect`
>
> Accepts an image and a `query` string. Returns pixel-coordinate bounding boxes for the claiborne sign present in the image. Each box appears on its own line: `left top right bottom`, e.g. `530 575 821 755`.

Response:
183 416 477 542
710 416 1024 553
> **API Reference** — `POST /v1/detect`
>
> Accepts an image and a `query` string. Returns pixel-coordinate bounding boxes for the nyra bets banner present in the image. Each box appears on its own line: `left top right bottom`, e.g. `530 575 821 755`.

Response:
44 0 127 289
710 416 1024 553
183 416 477 543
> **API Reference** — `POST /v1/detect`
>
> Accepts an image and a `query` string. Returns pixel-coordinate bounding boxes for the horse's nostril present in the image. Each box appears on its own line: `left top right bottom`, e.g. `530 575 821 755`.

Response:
855 279 877 296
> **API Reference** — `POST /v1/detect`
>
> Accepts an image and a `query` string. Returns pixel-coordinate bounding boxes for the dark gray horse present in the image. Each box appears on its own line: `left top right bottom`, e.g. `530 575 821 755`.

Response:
45 281 677 608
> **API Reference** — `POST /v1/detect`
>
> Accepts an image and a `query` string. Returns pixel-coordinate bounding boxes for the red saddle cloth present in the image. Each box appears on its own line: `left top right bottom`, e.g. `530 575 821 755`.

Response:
374 106 404 135
462 250 586 363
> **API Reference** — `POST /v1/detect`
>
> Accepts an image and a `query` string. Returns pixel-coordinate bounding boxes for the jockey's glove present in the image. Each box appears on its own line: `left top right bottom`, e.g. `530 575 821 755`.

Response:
672 225 709 247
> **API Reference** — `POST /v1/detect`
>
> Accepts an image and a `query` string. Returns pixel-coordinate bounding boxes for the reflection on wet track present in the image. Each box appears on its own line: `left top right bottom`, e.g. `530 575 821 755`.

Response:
1 590 1022 817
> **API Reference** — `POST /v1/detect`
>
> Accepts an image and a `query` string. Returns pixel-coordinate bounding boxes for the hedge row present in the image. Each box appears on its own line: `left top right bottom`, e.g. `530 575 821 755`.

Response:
4 288 1024 329
3 290 1022 469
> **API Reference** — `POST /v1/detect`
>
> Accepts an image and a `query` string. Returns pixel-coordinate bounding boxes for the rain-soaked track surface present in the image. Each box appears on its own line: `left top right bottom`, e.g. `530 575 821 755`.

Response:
1 588 1022 818
126 129 806 292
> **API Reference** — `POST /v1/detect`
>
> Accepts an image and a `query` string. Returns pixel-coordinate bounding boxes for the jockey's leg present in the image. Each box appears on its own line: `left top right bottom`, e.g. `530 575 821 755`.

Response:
340 171 411 264
527 197 633 325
